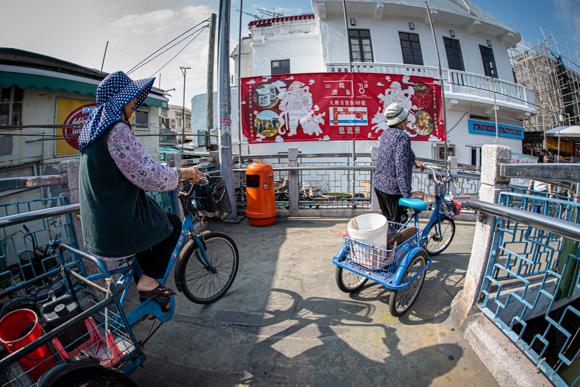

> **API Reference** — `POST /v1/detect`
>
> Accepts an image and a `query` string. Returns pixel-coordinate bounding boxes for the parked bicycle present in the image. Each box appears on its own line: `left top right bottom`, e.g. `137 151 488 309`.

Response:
333 166 460 316
400 165 461 256
0 176 239 386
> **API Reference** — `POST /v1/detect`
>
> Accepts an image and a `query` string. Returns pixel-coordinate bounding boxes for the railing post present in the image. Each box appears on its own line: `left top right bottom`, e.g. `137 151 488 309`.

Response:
59 159 84 252
451 145 511 325
288 147 299 214
370 146 380 211
448 155 458 194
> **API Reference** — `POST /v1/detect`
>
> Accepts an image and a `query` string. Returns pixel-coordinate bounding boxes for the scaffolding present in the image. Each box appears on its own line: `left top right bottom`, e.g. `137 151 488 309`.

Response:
510 30 580 160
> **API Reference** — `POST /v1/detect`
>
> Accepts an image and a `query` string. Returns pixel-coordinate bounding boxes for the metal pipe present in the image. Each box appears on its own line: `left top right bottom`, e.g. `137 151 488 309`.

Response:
425 1 449 171
341 0 351 72
0 175 67 192
466 199 580 243
180 66 191 155
101 41 109 72
0 204 79 228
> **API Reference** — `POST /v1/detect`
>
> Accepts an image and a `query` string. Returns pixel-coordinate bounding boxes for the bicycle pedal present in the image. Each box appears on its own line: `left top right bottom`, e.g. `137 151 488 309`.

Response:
156 296 171 313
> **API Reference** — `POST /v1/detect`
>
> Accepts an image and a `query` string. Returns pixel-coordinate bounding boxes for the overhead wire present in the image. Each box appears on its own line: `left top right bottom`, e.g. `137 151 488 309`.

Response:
148 26 208 77
127 24 208 76
126 19 210 75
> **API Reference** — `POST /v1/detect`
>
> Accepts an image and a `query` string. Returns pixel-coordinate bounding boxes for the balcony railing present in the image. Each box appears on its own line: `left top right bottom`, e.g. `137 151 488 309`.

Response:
327 62 536 110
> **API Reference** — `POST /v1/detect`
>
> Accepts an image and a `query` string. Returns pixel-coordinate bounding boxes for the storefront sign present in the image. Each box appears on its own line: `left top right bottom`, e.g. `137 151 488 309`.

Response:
55 98 96 156
241 72 444 144
468 119 524 140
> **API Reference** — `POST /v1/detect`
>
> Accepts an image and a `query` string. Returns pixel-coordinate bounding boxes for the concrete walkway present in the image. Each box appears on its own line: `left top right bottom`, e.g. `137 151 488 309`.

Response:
130 217 496 387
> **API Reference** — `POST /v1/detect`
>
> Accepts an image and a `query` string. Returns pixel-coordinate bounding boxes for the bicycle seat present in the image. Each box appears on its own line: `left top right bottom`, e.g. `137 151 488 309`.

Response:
399 197 427 211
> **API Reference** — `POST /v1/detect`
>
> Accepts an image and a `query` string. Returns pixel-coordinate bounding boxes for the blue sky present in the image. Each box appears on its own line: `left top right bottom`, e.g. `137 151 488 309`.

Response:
2 0 579 105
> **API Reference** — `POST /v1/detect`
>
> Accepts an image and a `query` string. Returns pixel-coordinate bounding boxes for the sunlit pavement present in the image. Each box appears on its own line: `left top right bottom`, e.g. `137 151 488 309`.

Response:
130 217 496 387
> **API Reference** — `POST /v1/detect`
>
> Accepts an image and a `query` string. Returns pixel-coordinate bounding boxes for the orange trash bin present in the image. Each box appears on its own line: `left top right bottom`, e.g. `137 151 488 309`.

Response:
245 163 277 226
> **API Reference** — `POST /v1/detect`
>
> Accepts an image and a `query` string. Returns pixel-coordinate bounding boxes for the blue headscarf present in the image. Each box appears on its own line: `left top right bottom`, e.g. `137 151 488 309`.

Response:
78 71 155 152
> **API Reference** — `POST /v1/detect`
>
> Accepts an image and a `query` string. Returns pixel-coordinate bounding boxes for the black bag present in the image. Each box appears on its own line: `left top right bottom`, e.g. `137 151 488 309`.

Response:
193 177 232 222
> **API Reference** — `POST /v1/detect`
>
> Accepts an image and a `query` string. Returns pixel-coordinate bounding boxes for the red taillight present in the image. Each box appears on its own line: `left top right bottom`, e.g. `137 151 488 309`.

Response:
453 200 462 216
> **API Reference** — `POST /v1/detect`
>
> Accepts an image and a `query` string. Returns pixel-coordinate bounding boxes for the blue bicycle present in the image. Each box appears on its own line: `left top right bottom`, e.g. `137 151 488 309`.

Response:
399 166 459 256
80 176 240 325
333 167 458 316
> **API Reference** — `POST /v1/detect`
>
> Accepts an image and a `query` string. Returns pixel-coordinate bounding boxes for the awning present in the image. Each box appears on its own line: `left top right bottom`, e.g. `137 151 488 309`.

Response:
0 70 168 109
0 71 97 96
545 125 580 138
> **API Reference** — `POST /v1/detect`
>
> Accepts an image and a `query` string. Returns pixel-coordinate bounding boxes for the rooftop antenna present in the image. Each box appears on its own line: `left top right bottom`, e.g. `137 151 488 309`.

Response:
236 9 261 20
257 7 283 18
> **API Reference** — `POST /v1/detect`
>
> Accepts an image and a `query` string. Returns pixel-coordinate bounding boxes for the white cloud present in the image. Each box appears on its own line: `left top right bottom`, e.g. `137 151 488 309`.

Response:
275 135 284 143
377 82 384 86
553 0 580 45
428 134 442 142
246 80 256 85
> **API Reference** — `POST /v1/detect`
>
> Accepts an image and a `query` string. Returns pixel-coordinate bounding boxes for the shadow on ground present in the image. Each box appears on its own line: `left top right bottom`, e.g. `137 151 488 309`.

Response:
130 218 494 387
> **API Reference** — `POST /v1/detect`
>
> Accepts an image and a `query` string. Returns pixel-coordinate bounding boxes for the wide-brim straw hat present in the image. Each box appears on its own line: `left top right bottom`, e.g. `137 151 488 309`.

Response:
383 102 410 126
78 71 155 152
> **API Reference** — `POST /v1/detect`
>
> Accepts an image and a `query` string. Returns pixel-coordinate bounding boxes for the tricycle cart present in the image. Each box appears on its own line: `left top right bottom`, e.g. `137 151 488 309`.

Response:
333 221 432 317
0 244 143 386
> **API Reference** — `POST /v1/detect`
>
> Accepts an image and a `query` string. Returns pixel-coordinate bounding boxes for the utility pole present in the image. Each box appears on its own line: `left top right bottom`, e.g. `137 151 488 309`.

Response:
180 66 191 154
218 0 238 220
101 41 109 72
207 14 217 151
237 0 244 167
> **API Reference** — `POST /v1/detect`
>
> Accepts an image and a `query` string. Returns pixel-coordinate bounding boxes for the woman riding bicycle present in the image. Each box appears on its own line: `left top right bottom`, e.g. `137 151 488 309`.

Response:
78 71 205 299
373 102 424 223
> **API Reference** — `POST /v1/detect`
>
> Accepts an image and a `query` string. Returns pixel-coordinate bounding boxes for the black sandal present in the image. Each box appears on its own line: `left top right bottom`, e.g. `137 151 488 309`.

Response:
139 283 176 299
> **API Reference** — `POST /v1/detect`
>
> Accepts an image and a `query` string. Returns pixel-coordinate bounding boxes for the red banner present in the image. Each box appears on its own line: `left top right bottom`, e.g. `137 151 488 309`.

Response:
241 72 444 144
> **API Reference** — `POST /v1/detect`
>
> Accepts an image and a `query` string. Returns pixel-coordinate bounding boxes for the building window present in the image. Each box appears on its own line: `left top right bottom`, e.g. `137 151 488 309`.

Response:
444 38 464 71
0 85 23 126
271 60 290 75
349 29 374 62
437 145 455 160
480 46 497 78
399 32 423 65
175 112 182 128
135 107 149 129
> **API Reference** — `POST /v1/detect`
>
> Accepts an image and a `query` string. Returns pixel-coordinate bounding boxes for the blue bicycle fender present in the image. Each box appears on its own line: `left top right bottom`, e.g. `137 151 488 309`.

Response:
333 242 350 263
393 247 428 286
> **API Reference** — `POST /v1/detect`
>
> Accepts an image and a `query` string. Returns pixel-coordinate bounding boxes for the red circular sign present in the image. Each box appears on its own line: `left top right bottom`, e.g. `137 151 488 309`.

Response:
63 104 97 150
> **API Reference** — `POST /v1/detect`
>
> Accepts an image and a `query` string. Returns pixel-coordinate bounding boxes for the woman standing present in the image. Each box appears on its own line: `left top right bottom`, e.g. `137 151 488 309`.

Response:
78 71 205 299
527 149 552 196
373 103 425 223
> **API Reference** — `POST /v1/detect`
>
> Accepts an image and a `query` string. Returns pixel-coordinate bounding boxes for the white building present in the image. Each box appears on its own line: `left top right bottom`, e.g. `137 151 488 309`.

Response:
160 104 192 142
193 0 536 166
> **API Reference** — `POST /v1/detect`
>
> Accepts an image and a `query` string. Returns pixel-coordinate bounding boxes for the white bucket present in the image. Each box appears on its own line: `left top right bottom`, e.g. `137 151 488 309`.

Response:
347 214 388 249
347 214 390 270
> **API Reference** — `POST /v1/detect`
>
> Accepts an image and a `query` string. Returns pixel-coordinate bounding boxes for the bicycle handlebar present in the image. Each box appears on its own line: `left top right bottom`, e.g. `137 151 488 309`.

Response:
422 165 453 185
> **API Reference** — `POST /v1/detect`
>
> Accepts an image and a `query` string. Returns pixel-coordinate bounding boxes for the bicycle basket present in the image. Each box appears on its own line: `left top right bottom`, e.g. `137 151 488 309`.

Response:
192 176 232 222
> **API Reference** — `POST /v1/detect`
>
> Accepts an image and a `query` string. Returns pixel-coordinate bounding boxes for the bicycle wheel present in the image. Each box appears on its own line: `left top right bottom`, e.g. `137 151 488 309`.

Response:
179 233 239 304
389 250 427 317
423 217 455 256
335 266 368 293
44 365 138 387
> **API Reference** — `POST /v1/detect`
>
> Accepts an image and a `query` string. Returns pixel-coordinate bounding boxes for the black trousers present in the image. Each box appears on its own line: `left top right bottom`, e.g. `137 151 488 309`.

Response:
374 188 406 224
135 212 181 279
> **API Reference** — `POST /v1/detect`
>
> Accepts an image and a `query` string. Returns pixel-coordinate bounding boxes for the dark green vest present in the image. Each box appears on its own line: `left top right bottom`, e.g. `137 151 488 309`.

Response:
79 122 173 257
